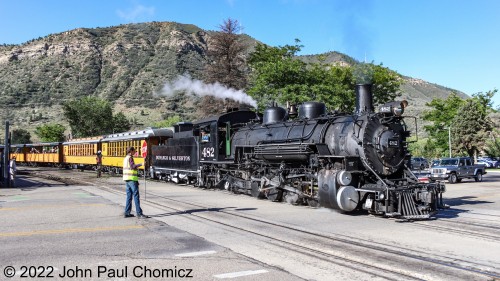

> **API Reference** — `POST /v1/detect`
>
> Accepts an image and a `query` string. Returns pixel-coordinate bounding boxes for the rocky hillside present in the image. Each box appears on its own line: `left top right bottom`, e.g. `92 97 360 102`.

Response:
0 22 257 138
0 21 467 141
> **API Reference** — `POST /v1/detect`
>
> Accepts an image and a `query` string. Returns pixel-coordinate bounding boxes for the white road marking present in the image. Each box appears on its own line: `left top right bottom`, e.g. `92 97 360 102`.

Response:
175 250 217 257
213 269 268 279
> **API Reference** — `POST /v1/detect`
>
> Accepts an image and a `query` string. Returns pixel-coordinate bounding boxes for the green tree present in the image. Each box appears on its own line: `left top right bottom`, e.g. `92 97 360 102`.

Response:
153 116 182 128
369 64 403 107
247 40 402 112
407 137 444 160
484 128 500 156
423 90 496 158
451 95 494 158
63 96 114 137
11 128 31 144
422 93 466 157
408 137 427 157
34 123 66 142
247 40 306 110
112 112 131 133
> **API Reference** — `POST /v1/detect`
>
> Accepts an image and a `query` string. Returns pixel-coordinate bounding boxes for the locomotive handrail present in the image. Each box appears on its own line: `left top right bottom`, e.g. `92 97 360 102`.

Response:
400 116 418 143
351 114 366 143
359 157 389 189
285 120 302 140
404 164 421 182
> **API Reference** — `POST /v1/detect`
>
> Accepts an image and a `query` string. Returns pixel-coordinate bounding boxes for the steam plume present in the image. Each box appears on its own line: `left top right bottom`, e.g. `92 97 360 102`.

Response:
158 75 257 108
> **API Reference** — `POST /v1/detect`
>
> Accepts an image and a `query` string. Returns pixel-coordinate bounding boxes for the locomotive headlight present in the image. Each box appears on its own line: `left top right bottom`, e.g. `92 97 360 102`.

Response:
378 192 385 201
392 100 408 116
392 106 404 116
380 100 408 116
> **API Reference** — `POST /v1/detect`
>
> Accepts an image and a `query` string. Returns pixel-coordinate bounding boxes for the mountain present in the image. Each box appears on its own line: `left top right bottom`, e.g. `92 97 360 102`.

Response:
0 21 467 141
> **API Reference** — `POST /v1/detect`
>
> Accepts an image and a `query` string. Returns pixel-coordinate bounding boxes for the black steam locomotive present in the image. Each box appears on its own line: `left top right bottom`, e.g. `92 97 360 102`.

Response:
151 84 445 219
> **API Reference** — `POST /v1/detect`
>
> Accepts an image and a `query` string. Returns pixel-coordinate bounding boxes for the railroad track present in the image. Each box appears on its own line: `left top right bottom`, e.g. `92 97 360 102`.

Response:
98 184 500 280
29 167 500 242
412 219 500 242
23 168 500 280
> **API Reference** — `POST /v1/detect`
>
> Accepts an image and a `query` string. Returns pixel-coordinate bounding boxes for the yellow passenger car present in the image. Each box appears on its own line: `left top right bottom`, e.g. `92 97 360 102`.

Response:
25 143 63 166
10 144 27 163
63 137 102 169
101 128 173 175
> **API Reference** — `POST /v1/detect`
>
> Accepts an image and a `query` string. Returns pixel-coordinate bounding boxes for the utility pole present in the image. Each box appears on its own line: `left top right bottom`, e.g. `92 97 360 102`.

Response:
3 121 10 187
448 127 452 158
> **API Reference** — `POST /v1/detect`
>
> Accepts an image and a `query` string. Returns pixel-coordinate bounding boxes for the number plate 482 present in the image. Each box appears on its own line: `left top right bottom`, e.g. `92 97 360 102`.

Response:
202 147 215 158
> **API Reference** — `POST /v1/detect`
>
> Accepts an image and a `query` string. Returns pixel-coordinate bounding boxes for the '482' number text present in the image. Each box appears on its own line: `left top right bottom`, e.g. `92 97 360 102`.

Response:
202 147 215 158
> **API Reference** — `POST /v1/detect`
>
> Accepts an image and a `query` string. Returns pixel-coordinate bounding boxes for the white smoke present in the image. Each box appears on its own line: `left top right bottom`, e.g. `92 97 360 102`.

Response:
157 75 257 108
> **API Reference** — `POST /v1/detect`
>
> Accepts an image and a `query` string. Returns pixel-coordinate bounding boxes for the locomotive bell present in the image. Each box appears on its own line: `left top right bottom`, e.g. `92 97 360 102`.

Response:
286 101 298 118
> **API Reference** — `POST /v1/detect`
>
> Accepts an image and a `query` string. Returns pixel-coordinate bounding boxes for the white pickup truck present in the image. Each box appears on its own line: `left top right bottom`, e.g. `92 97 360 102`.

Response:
429 157 487 183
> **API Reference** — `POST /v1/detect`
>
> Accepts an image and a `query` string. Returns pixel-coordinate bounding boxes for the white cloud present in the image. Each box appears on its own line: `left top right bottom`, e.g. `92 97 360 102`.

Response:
117 4 155 21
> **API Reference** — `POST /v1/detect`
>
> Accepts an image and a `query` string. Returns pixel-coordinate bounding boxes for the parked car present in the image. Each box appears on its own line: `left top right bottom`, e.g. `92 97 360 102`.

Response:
411 157 429 170
477 159 492 168
478 157 499 168
413 170 431 183
430 157 486 184
431 159 441 167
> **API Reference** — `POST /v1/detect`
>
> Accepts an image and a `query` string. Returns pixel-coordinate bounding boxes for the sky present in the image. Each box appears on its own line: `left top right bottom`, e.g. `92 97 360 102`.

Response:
1 0 499 107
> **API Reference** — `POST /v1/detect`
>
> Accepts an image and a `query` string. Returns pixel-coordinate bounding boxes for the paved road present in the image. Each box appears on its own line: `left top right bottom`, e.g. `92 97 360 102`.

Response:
0 174 302 281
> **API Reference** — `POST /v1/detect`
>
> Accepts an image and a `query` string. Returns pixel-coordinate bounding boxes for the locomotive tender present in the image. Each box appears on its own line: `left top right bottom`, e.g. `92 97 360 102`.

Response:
152 84 445 219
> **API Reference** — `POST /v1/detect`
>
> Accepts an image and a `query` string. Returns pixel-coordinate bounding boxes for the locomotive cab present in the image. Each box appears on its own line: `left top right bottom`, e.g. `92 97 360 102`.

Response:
194 110 259 163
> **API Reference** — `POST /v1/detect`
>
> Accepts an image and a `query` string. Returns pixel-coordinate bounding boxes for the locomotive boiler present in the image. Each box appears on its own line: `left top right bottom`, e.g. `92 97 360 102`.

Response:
151 84 445 219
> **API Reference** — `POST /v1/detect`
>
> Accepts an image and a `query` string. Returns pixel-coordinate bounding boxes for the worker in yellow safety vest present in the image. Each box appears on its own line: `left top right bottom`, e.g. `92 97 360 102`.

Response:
123 147 149 218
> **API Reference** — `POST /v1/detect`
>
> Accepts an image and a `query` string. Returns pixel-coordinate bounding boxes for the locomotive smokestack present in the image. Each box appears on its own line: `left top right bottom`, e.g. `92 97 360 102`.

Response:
355 84 374 114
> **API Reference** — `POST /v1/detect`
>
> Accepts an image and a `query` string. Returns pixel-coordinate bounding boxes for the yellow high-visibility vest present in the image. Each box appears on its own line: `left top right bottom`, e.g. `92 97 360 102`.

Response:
123 155 138 181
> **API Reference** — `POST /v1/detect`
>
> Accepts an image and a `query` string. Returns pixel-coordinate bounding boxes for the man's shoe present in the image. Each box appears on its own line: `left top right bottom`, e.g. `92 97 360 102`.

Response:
137 214 150 219
124 214 135 218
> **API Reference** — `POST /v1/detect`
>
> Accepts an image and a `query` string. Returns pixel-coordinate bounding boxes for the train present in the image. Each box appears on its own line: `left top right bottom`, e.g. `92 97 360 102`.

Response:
5 84 445 219
7 128 172 175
